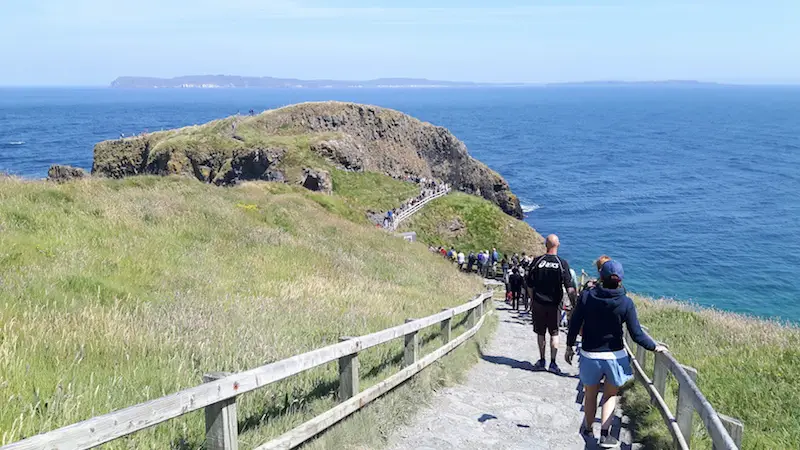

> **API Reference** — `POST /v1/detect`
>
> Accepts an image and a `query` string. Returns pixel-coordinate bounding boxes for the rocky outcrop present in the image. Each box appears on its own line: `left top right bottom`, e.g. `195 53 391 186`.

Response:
301 169 332 194
92 102 523 218
48 165 88 182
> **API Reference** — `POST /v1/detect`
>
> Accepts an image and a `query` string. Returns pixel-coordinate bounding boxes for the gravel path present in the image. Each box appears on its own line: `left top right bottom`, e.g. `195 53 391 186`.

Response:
386 300 634 450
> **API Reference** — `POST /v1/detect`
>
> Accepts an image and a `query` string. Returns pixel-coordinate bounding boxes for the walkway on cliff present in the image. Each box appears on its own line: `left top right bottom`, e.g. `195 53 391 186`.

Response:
386 299 635 450
385 183 451 231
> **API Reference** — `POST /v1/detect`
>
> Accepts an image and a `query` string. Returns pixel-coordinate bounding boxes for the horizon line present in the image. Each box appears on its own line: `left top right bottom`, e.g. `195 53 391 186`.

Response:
3 79 800 88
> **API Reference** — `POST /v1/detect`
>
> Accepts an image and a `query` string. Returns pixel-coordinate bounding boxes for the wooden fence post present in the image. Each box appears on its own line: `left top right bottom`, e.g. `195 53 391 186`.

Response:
203 372 238 450
653 352 668 400
676 365 699 448
714 414 744 450
404 319 418 367
338 337 359 401
441 309 452 344
636 344 648 372
467 306 476 329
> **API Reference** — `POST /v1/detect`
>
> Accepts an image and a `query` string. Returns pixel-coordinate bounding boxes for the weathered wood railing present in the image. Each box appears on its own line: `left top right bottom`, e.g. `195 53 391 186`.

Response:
388 186 450 231
2 292 494 450
624 327 744 450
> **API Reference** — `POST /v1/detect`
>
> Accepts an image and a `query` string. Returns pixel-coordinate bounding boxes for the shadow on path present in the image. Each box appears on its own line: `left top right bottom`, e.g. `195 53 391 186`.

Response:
478 349 579 379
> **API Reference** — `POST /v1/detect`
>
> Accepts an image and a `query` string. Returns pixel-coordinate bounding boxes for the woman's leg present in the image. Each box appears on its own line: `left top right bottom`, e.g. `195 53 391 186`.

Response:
583 383 600 429
600 383 620 432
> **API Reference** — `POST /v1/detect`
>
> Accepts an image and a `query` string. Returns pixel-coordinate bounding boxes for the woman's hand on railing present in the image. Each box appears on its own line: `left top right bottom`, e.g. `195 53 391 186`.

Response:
654 343 669 353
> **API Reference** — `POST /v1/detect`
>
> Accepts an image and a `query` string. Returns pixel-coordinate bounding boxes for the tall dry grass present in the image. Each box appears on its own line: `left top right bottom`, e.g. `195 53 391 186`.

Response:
622 296 800 449
0 176 485 448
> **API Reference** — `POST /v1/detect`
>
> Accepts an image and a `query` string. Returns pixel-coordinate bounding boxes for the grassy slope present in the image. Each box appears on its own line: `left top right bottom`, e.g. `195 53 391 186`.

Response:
398 192 545 256
0 176 485 448
330 171 420 218
622 296 800 449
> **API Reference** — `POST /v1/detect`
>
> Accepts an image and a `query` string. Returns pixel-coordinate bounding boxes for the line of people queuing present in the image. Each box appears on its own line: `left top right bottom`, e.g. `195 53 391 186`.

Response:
498 234 667 448
381 178 450 229
430 246 503 278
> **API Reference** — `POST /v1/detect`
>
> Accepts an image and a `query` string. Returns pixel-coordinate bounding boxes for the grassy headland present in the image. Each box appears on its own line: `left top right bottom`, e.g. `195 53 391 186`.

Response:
622 296 800 449
398 192 545 256
0 176 489 448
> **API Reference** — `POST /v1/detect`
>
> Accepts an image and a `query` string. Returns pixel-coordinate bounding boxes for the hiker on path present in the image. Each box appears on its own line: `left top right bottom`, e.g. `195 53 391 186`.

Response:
508 267 524 310
467 251 476 273
583 255 612 292
457 251 466 270
528 234 576 373
566 260 667 448
501 257 510 284
483 250 492 277
477 251 486 274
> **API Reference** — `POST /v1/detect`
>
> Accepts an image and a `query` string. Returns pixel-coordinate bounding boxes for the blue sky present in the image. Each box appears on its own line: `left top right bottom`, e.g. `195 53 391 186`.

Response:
1 0 798 85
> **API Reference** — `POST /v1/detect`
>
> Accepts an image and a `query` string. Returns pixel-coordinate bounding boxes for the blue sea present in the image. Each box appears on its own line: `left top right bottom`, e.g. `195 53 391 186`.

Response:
1 87 799 322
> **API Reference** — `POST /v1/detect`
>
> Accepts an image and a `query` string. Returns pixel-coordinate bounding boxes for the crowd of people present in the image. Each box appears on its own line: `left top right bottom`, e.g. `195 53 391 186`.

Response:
429 246 504 278
428 234 667 448
381 178 450 229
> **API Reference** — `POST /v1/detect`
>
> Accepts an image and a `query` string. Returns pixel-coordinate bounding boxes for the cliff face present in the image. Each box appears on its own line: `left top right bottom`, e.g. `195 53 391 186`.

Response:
92 102 523 218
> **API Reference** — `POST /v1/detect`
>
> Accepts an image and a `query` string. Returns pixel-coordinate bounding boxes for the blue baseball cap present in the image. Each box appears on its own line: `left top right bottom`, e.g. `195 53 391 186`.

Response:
600 260 624 282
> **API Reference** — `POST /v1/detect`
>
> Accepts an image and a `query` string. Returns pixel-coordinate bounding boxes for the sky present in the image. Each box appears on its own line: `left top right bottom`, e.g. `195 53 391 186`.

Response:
1 0 799 86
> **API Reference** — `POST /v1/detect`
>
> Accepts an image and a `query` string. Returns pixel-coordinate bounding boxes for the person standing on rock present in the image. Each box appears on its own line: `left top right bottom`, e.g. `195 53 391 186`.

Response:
566 260 667 448
528 234 576 373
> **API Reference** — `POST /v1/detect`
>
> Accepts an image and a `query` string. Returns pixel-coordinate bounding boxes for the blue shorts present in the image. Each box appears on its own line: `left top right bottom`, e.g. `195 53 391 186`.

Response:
579 355 634 387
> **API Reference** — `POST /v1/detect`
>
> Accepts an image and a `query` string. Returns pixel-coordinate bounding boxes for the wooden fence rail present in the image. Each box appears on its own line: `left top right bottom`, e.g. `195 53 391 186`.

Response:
2 292 494 450
625 328 743 450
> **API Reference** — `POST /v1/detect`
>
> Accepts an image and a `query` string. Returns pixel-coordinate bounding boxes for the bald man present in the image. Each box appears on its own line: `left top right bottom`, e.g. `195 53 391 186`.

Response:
527 234 576 373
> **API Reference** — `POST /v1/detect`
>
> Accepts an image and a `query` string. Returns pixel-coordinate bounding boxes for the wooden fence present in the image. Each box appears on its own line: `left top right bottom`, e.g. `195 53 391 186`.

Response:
1 292 494 450
624 327 744 450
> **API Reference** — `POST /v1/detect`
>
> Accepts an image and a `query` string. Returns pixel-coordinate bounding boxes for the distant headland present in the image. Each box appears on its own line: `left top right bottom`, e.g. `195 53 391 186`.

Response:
109 75 504 89
109 75 723 89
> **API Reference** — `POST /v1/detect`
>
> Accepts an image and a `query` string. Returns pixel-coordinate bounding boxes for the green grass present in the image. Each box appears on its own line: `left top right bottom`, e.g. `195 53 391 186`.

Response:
0 176 488 449
622 296 800 449
398 192 544 256
330 171 420 214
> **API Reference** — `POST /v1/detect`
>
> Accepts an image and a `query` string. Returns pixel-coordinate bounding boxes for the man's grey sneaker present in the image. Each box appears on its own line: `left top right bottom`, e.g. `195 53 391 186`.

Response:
532 359 546 371
580 423 594 438
548 361 561 374
599 434 620 448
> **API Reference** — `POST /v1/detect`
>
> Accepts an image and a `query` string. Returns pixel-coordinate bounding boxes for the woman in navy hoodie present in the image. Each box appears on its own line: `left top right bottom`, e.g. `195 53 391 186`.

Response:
566 260 667 448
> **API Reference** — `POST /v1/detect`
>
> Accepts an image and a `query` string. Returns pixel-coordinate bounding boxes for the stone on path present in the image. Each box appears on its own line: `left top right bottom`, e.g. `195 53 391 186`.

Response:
386 300 635 450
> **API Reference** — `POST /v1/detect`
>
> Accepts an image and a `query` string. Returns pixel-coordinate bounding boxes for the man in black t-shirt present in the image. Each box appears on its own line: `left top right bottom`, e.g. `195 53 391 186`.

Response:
527 234 576 373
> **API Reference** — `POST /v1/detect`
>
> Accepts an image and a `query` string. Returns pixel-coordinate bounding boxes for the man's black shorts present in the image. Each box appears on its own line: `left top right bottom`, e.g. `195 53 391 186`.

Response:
532 301 559 336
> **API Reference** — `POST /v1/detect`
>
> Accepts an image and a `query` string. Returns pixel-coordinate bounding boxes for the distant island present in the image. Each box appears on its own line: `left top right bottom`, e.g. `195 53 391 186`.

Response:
109 75 724 89
110 75 501 89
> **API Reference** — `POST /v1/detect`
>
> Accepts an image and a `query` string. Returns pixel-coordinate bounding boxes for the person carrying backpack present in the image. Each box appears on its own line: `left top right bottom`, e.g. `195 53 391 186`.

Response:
527 234 576 373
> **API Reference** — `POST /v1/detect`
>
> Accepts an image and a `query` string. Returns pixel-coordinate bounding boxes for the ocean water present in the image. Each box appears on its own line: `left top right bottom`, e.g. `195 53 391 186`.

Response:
1 87 799 322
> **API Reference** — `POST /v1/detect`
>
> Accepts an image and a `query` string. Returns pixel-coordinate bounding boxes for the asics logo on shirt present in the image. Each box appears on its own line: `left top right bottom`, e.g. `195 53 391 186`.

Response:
538 261 561 269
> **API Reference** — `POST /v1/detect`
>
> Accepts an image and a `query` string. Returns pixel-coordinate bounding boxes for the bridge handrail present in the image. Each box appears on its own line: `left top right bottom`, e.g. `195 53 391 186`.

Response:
2 291 494 450
624 328 743 449
389 186 450 230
